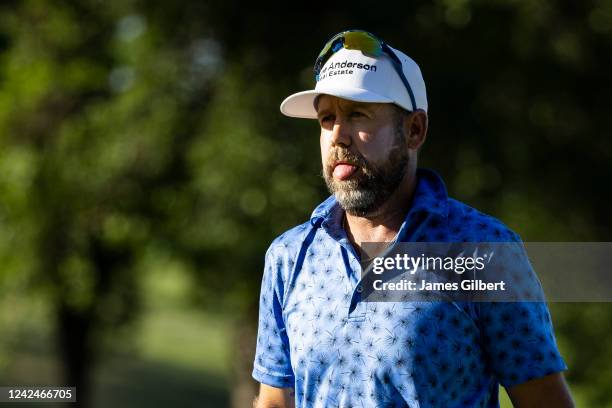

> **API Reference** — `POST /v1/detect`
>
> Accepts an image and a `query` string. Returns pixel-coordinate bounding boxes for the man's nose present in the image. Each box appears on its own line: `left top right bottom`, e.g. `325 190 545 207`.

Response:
330 117 352 147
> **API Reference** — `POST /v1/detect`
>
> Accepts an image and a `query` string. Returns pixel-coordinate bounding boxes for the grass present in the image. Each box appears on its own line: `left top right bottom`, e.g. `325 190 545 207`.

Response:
0 264 234 408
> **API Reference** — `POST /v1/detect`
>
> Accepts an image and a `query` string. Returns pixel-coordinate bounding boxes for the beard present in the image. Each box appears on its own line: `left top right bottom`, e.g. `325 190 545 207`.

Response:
323 137 409 217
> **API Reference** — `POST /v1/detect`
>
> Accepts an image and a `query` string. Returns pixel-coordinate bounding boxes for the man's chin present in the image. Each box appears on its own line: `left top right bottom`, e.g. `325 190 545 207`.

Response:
333 189 379 217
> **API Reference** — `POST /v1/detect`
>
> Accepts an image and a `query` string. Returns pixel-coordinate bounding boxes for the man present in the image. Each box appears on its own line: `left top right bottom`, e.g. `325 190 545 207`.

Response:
252 30 574 407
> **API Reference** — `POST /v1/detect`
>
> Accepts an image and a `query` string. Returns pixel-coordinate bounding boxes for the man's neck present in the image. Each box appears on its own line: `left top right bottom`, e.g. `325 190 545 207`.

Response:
343 171 418 252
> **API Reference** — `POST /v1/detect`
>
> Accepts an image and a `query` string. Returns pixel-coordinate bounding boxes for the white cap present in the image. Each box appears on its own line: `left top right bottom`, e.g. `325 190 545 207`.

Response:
280 46 427 119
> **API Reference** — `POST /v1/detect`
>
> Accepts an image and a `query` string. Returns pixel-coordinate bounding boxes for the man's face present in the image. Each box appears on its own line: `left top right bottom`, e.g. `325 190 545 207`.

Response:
317 95 410 217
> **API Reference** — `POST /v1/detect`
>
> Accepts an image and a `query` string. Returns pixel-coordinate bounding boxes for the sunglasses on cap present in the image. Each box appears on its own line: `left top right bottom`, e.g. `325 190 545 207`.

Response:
313 30 417 111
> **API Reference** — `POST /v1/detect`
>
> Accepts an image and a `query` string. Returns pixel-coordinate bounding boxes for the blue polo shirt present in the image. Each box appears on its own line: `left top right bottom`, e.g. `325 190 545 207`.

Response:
253 168 567 408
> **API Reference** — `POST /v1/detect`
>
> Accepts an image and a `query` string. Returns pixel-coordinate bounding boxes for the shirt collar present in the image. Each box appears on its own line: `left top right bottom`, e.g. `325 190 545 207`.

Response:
310 168 449 228
405 168 448 219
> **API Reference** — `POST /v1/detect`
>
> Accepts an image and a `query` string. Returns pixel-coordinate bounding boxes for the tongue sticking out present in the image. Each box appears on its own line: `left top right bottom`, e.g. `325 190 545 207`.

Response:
333 163 357 180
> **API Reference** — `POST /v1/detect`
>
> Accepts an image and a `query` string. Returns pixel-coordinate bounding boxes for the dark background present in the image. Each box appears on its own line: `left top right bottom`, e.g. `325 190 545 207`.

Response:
0 0 611 407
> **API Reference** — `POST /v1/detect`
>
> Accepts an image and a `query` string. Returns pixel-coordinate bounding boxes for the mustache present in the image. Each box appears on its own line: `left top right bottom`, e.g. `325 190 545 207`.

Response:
327 147 368 168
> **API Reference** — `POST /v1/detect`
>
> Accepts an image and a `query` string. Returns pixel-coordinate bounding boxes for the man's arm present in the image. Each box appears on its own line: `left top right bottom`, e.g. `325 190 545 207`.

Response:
253 384 295 408
506 373 574 408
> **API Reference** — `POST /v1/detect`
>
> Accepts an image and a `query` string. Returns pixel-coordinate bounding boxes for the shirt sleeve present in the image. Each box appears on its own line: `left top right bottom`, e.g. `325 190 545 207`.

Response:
252 247 295 388
477 301 567 387
474 235 568 387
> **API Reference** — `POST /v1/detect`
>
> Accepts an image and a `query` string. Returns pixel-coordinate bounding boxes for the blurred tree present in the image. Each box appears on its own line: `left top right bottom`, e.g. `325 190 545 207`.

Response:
1 0 611 407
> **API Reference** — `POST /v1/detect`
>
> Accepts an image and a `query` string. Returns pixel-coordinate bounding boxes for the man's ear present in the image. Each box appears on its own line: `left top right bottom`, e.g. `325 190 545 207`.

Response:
405 110 428 150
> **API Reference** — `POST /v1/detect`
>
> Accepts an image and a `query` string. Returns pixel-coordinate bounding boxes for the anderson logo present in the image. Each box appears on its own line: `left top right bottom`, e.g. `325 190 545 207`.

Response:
318 60 377 81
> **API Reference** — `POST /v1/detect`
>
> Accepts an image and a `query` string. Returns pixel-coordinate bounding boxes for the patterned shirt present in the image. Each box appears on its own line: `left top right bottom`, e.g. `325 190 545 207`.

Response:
252 168 567 407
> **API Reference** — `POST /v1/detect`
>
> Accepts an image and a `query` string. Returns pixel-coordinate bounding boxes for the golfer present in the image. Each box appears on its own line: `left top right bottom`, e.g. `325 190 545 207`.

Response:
252 30 574 407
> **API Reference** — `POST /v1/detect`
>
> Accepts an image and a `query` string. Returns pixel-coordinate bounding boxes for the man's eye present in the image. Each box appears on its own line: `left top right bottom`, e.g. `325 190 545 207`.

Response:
320 115 334 123
350 111 365 118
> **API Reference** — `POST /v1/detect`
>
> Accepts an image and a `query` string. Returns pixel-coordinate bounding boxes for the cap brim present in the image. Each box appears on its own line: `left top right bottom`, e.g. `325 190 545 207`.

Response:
280 87 395 119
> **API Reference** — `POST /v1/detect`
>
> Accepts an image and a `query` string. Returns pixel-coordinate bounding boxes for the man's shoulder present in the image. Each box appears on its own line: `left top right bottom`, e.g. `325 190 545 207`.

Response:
446 198 521 242
265 220 315 260
264 195 337 270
